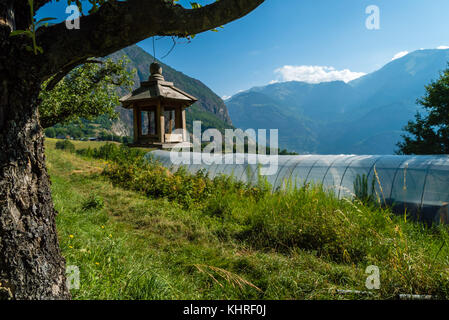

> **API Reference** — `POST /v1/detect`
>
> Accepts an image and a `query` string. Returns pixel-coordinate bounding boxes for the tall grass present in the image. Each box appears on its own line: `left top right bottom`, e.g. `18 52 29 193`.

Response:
52 142 449 299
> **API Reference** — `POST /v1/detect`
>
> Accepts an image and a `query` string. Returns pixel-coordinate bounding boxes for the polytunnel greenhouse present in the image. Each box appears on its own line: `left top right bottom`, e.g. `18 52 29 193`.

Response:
148 151 449 225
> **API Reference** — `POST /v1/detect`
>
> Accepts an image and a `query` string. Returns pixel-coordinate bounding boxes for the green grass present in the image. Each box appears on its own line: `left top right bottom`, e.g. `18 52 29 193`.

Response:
46 137 154 153
46 140 449 300
46 137 120 150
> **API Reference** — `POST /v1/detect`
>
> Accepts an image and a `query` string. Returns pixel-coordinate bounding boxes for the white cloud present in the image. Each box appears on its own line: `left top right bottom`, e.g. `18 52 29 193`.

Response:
273 65 366 84
391 51 409 61
221 95 231 100
437 45 449 50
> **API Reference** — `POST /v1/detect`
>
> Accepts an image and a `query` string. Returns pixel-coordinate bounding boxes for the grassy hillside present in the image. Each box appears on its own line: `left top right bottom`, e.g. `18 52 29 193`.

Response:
46 139 449 299
44 116 131 142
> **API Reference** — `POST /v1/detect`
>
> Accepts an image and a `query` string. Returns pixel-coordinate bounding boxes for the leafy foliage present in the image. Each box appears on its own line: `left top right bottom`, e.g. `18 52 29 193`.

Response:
77 143 270 208
77 143 148 163
45 116 132 143
397 65 449 154
82 194 105 211
55 139 76 153
39 57 135 128
9 0 56 55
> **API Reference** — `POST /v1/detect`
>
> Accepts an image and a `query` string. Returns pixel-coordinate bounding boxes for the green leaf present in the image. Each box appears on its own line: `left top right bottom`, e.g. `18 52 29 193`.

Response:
37 17 57 24
190 2 202 9
9 30 34 38
211 25 224 32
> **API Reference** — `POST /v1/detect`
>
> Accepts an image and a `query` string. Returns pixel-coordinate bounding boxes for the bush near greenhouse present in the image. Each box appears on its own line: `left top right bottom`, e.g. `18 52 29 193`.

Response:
55 139 76 153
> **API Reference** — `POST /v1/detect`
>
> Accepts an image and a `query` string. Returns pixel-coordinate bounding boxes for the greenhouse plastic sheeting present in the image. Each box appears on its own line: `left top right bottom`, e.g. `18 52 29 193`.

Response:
148 151 449 224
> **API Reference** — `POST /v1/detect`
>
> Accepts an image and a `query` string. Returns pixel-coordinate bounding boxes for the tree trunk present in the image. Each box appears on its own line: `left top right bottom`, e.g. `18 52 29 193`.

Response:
0 0 263 300
0 12 70 300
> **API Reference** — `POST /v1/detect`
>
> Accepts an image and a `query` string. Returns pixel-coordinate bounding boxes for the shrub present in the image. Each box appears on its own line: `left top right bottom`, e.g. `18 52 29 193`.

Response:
77 144 268 209
77 143 147 164
82 194 105 211
55 139 75 153
45 127 56 138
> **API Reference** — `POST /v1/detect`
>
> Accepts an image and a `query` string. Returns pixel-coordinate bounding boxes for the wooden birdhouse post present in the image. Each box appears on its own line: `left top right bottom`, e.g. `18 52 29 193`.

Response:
120 62 197 148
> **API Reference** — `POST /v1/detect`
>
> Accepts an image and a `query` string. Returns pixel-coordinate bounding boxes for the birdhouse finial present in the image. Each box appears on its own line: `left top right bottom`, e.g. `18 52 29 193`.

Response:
149 62 164 81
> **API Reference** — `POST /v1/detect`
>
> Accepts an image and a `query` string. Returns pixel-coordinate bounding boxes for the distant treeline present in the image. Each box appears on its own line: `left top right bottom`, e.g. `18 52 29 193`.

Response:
44 115 132 144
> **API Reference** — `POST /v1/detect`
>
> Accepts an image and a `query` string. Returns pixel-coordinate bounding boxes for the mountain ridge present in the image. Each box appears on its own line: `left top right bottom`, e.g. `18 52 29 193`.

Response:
226 48 449 154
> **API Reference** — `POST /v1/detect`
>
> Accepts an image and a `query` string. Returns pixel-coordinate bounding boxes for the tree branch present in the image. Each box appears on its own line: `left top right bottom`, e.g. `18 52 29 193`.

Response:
45 59 103 91
34 0 52 11
37 0 264 79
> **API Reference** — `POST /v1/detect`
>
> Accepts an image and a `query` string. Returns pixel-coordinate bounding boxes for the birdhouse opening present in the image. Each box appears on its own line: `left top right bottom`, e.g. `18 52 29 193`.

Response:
120 62 197 149
141 110 156 136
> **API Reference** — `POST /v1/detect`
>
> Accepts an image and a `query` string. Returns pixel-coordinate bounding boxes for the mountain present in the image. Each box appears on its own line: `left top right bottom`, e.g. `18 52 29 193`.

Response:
226 49 449 154
106 45 233 135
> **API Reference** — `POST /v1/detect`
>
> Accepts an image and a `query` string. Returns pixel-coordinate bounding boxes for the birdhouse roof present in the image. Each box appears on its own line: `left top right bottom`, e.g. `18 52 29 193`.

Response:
120 63 197 108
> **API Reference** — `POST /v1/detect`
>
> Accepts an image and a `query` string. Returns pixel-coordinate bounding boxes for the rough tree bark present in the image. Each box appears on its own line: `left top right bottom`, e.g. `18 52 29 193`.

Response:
0 0 264 300
0 3 70 299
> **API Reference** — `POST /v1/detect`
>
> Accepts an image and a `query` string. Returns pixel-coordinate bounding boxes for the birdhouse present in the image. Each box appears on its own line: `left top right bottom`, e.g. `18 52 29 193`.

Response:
120 62 197 148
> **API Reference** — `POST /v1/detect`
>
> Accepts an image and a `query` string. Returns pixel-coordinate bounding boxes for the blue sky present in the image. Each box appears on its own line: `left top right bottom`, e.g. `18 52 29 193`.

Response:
38 0 449 98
